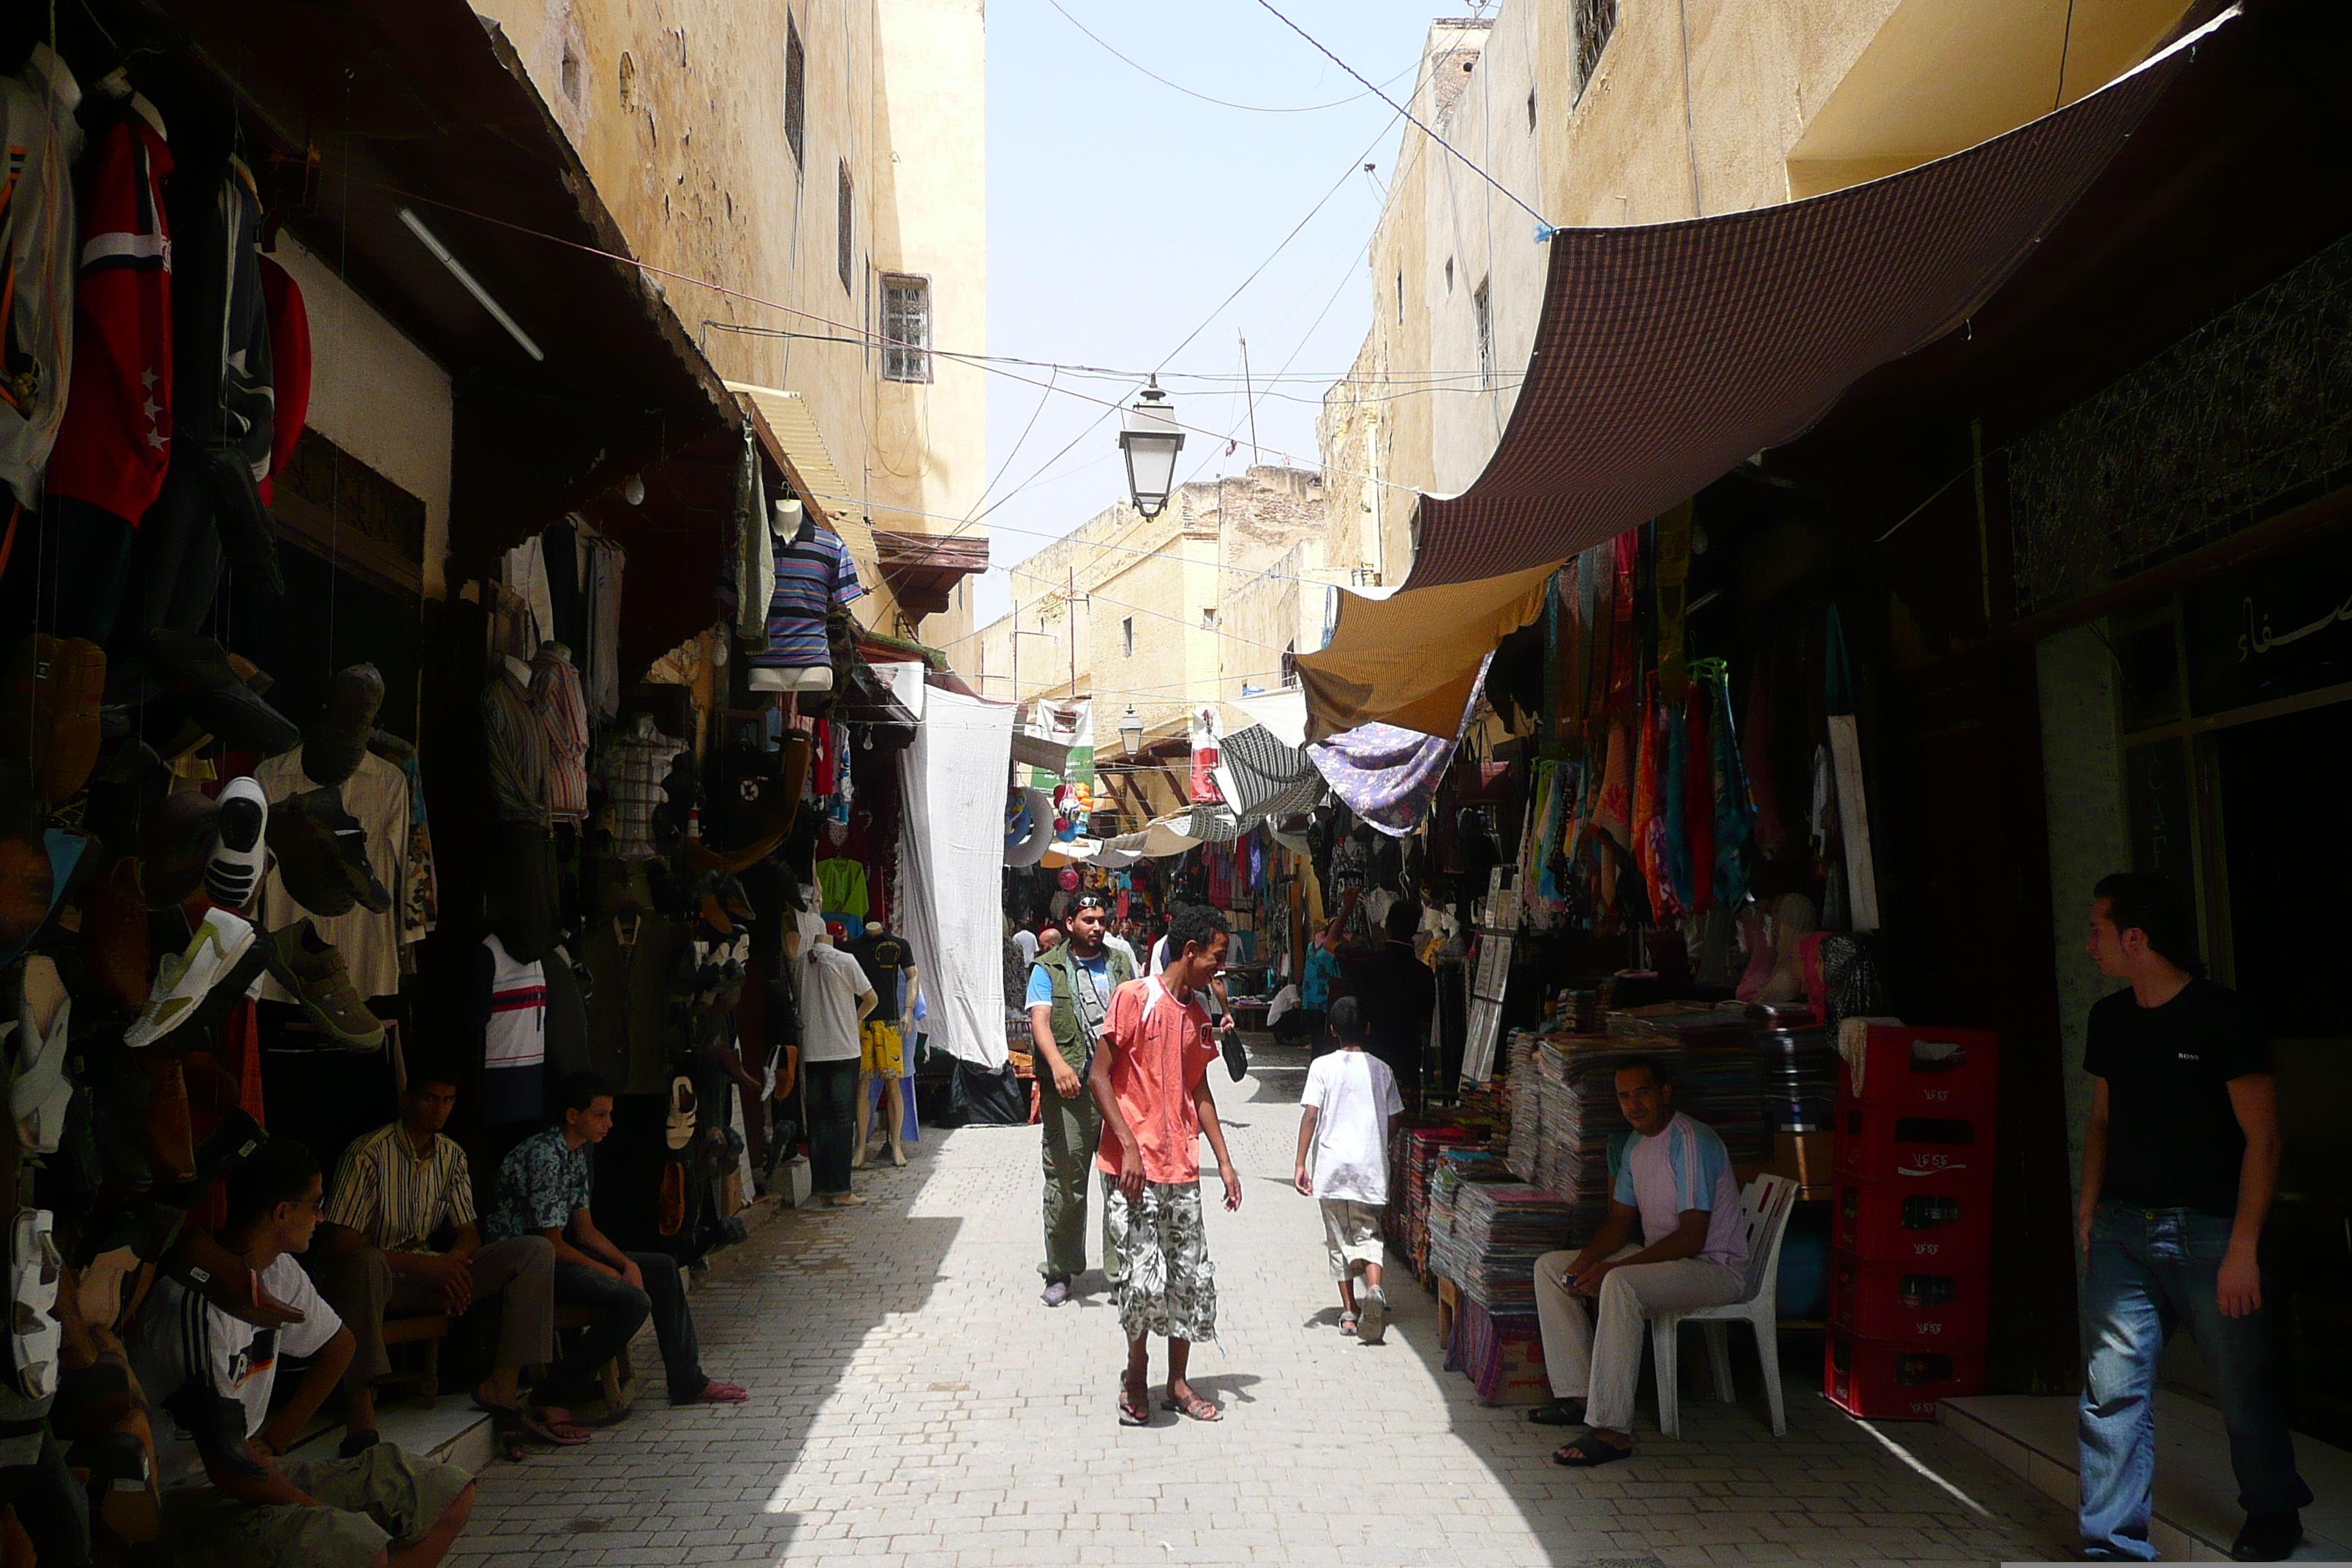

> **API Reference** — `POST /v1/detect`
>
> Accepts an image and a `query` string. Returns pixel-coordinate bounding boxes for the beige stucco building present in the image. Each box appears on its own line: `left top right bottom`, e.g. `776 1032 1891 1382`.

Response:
1322 0 2196 556
475 0 989 645
960 466 1333 822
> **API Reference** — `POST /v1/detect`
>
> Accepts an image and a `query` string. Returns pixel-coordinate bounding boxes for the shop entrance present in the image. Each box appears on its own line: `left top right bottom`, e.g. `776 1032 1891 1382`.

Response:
2114 525 2352 1443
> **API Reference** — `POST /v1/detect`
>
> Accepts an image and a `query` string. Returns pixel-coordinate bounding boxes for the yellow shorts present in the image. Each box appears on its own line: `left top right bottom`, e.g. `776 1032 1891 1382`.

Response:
860 1019 904 1077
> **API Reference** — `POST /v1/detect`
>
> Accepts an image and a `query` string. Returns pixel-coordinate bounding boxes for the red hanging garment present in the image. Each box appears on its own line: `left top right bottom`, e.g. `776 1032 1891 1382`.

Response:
255 255 310 505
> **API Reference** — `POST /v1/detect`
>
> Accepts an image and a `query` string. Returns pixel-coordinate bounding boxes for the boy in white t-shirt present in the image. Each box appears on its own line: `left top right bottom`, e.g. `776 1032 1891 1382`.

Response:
1293 997 1405 1343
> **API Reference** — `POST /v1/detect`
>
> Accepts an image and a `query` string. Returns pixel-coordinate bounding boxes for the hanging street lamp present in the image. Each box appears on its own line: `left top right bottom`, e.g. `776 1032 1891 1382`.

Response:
1119 705 1144 757
1117 380 1185 519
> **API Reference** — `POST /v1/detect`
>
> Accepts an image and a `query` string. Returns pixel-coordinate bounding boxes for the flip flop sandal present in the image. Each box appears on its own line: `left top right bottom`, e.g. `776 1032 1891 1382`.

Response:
1161 1389 1221 1422
1553 1434 1632 1467
518 1408 593 1446
1117 1377 1150 1427
10 1207 62 1399
11 955 73 1154
1339 1311 1359 1335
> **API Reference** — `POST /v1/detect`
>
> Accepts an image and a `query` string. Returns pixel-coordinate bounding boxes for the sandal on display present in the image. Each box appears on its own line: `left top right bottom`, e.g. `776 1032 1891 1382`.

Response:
12 955 73 1155
10 1208 63 1400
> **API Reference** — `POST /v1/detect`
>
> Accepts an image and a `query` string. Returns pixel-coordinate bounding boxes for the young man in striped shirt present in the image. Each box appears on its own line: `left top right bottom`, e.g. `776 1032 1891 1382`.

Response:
309 1071 570 1458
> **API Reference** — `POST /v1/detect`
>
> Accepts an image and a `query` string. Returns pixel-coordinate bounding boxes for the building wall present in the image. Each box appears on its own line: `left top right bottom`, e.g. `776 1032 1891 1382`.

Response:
273 235 455 596
472 0 985 637
1325 0 2193 548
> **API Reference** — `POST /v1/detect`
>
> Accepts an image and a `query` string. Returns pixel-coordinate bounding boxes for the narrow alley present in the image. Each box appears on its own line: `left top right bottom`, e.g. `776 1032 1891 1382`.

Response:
449 1047 2078 1568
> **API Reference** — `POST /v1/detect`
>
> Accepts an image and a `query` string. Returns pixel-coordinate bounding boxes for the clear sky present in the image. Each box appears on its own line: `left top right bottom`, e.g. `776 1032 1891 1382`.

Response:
968 0 1474 630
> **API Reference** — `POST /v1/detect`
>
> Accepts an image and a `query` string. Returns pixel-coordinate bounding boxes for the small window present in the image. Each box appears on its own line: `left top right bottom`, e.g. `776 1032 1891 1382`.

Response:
784 15 806 166
1526 87 1537 131
836 162 854 293
882 275 931 382
1121 617 1134 657
1444 257 1454 293
1395 268 1405 326
1573 0 1618 102
1473 279 1494 387
561 43 582 104
1200 607 1218 630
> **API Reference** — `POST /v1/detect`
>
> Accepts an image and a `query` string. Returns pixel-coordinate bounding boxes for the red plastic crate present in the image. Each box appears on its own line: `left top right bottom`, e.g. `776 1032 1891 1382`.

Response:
1824 1326 1986 1420
1835 1101 1996 1186
1837 1025 1998 1112
1829 1249 1990 1345
1832 1175 1993 1267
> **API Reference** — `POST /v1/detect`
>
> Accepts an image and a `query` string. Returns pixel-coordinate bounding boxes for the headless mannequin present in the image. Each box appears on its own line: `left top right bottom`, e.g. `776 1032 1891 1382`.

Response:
851 919 918 1169
750 499 833 695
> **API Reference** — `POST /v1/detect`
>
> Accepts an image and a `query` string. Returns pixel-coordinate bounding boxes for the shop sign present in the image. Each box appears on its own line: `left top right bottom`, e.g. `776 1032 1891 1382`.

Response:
2183 530 2352 716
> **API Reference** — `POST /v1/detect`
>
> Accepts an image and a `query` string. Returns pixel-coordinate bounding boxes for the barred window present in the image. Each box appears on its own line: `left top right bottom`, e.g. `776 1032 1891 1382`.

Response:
882 275 932 382
1573 0 1618 102
1474 279 1494 388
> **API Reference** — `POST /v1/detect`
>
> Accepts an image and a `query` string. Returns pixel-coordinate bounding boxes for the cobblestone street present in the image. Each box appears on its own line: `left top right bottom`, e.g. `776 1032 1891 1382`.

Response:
451 1047 2079 1567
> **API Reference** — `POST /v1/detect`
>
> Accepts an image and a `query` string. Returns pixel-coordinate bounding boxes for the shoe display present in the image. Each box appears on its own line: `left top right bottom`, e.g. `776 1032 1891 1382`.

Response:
260 921 384 1051
137 791 219 910
265 790 353 916
301 663 384 788
280 785 389 914
78 856 150 1011
0 635 105 805
203 776 268 912
11 956 73 1156
0 829 87 971
144 1058 194 1184
10 1208 62 1400
124 909 255 1049
141 630 298 756
664 1074 697 1151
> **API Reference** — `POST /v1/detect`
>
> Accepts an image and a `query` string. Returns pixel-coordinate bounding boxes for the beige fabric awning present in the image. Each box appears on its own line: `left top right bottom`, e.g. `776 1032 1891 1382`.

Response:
724 381 877 580
1294 564 1556 742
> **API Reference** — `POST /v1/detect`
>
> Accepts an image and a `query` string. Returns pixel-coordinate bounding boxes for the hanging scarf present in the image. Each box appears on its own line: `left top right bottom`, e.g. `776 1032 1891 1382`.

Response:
1663 698 1693 916
1592 721 1632 914
1607 532 1640 713
1742 652 1782 853
1634 696 1678 921
1684 685 1717 915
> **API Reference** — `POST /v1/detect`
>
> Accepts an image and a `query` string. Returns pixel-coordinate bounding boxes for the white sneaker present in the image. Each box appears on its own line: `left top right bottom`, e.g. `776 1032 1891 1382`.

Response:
1357 1284 1389 1345
125 909 255 1049
10 1209 60 1399
204 777 269 912
11 956 72 1154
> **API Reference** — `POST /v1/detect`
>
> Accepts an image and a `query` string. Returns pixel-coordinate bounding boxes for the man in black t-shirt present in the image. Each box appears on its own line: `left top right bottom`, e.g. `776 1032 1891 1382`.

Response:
2075 873 2308 1562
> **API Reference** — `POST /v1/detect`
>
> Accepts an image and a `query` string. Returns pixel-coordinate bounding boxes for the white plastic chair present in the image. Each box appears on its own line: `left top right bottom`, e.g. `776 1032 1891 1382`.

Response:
1649 1172 1798 1439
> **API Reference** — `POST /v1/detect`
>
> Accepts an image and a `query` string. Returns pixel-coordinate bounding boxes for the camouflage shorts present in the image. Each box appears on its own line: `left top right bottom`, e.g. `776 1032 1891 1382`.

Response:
1101 1177 1217 1343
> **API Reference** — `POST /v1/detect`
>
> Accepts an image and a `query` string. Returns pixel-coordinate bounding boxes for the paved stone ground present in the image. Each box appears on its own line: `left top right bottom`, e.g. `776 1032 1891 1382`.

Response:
450 1045 2080 1567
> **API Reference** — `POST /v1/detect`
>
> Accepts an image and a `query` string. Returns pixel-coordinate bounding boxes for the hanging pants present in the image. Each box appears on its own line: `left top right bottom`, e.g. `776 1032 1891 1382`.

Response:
1037 1065 1118 1285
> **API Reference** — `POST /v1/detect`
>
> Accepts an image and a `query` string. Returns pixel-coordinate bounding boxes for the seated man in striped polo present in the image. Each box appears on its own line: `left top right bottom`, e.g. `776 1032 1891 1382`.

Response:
307 1067 577 1461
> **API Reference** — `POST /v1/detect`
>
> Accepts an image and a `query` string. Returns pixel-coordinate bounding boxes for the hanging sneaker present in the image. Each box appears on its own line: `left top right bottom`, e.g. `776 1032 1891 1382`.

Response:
9 1208 61 1400
11 955 73 1155
296 785 390 913
203 776 268 913
141 630 298 755
124 909 255 1049
260 921 385 1052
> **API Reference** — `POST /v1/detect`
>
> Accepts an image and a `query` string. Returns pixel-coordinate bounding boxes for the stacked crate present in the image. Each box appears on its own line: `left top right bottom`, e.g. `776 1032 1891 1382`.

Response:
1825 1025 1999 1420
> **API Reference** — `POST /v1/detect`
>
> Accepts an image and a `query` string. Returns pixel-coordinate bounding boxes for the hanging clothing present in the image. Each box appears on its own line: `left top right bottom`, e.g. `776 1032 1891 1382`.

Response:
725 423 772 647
483 660 550 825
479 934 547 1126
254 254 309 503
751 518 862 674
1635 698 1678 922
579 524 625 723
1685 694 1716 915
1743 655 1782 853
529 644 589 825
167 153 273 483
815 857 869 919
598 724 686 861
46 89 170 527
0 45 82 510
254 749 416 1000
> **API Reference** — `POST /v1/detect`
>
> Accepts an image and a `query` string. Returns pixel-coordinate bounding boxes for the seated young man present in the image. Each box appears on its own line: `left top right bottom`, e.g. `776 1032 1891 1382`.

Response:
484 1072 748 1411
132 1137 476 1568
1529 1055 1751 1466
309 1068 577 1462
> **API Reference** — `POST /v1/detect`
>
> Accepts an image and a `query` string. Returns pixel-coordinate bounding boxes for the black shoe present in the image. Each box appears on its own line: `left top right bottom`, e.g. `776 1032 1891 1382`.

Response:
1527 1398 1587 1426
2232 1510 2303 1562
142 631 298 755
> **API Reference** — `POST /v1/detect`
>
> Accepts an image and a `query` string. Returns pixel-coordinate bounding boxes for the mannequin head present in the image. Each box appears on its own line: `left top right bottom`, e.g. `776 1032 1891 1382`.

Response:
772 497 804 535
827 820 849 848
864 919 886 938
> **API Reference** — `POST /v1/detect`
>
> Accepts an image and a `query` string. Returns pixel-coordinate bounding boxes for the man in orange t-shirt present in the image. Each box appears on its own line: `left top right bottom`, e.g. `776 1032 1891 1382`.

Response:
1091 903 1242 1426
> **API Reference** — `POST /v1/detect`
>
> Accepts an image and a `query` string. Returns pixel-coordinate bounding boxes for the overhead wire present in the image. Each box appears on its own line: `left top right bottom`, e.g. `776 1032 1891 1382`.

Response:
1041 0 1415 114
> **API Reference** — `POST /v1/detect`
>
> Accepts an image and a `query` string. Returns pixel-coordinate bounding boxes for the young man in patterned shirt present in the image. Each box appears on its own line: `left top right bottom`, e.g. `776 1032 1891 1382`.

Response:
486 1072 748 1411
1093 903 1242 1426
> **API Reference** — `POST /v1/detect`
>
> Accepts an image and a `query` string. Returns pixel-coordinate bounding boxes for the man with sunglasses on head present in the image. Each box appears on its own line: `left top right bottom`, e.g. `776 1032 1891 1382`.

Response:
1028 891 1134 1307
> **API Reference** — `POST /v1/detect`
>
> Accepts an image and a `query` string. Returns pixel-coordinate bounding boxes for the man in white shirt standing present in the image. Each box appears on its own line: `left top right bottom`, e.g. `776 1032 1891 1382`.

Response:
800 919 877 1206
1529 1056 1749 1466
131 1138 476 1567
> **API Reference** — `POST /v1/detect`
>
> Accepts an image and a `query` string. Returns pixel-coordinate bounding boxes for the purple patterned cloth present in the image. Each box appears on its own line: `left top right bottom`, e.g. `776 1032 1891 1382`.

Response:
1307 656 1490 837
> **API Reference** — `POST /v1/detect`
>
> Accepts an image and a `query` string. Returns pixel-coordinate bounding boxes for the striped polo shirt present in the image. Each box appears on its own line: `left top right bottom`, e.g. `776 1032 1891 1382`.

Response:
323 1121 478 1253
750 519 862 671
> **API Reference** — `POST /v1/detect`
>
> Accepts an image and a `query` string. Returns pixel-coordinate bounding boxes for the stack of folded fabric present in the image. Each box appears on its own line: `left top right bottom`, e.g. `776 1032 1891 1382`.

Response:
1442 1180 1578 1316
1425 1149 1518 1291
1532 1040 1577 1198
1392 1125 1479 1278
1506 1032 1542 1182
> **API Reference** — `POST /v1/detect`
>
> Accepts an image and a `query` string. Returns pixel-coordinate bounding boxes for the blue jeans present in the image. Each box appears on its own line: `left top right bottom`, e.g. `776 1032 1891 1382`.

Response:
2078 1203 2310 1558
548 1254 708 1406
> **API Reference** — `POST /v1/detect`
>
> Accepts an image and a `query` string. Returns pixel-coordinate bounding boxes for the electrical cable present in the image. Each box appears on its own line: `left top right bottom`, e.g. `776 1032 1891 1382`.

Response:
1041 0 1414 114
